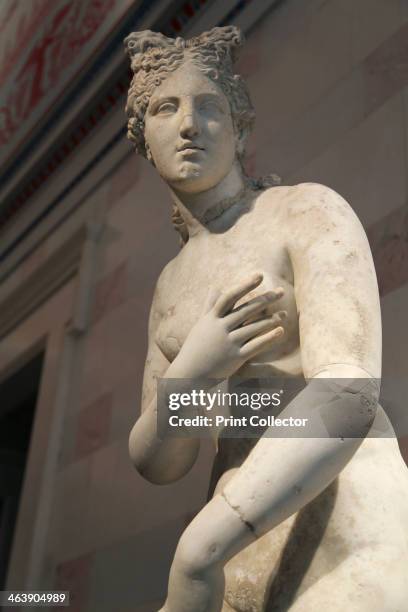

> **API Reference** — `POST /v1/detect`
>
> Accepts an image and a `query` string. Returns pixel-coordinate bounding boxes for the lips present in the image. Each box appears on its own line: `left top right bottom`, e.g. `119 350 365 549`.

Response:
177 143 205 152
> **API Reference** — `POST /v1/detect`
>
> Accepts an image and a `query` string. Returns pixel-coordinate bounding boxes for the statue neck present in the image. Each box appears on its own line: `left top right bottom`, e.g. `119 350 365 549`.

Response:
169 163 248 238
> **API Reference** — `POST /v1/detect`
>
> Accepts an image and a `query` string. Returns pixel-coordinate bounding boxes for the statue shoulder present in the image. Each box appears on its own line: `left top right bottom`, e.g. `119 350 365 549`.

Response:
283 182 357 223
281 182 368 256
256 181 365 248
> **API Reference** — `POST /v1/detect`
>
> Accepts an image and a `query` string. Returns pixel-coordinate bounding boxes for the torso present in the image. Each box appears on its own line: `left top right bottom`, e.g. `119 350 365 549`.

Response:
155 185 408 610
156 185 301 376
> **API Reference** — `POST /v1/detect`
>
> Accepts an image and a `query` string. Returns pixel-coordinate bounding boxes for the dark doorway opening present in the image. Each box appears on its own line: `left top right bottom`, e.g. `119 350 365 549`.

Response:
0 352 44 589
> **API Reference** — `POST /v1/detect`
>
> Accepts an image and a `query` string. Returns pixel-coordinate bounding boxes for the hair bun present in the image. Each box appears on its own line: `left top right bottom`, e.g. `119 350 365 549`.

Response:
124 26 244 65
124 30 173 58
192 26 244 63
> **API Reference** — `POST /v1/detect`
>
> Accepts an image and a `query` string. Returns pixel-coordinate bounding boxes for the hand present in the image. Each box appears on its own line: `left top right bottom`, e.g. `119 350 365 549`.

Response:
169 273 286 379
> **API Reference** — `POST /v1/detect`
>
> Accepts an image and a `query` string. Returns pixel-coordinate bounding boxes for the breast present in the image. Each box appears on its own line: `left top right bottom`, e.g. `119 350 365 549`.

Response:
155 270 300 372
155 289 204 362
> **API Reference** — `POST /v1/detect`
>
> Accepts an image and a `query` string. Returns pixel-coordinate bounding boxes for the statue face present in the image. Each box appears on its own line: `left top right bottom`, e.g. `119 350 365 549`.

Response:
144 62 236 193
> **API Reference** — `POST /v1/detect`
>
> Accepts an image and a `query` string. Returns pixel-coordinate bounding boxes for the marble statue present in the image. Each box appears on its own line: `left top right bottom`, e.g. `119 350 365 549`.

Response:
124 26 408 611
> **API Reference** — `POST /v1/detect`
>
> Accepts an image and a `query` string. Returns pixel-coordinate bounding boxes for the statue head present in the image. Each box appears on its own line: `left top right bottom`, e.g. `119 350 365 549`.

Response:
124 26 255 192
124 26 280 244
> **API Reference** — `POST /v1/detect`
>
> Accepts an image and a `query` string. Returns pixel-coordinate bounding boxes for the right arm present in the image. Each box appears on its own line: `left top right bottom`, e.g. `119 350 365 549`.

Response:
129 276 202 484
129 272 286 484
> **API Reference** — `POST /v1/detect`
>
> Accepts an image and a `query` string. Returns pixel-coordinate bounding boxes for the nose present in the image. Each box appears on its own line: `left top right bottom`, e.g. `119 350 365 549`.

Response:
179 111 200 139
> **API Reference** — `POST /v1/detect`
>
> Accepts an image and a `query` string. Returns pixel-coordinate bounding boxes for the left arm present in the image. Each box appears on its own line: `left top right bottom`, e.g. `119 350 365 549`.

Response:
160 184 382 612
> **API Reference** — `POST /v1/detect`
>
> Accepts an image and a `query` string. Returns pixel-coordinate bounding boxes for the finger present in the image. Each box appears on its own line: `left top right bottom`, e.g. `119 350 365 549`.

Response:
243 308 287 327
225 291 285 330
203 287 221 314
239 326 284 359
214 273 264 316
230 313 286 344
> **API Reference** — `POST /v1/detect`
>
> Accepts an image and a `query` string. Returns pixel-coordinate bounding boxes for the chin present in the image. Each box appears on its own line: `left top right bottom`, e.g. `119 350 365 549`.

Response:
169 164 218 194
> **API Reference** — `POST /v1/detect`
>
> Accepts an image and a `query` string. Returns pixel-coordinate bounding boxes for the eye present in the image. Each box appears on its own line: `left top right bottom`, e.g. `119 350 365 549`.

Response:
156 101 177 114
199 100 223 114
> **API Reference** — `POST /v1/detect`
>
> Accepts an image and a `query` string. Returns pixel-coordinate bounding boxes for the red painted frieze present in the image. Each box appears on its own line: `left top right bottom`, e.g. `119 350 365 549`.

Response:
0 0 130 164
